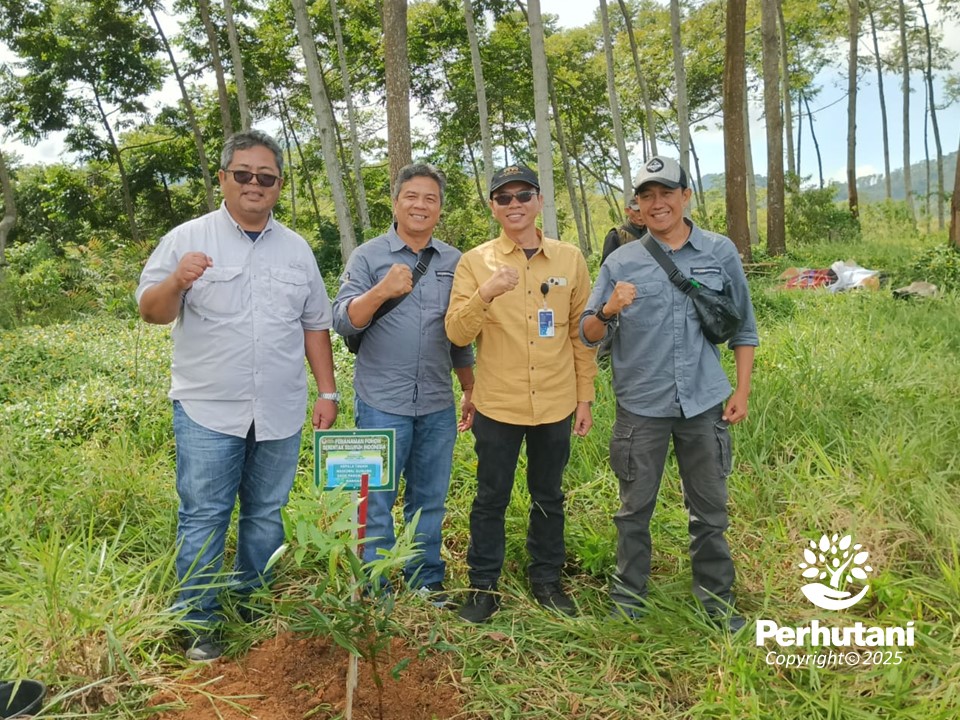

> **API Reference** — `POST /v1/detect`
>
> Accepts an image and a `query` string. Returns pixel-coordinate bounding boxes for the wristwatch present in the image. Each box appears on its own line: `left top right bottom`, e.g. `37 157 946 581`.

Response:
317 392 341 403
595 306 615 324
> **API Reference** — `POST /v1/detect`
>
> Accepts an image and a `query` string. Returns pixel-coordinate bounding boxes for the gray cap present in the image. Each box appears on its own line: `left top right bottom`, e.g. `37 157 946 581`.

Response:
633 156 689 193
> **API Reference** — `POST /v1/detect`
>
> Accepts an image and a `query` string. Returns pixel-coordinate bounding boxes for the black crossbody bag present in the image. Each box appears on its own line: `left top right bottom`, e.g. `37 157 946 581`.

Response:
344 250 434 354
641 234 743 345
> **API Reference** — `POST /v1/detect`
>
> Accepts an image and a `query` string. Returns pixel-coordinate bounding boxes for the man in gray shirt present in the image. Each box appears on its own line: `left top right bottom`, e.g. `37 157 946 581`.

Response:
580 156 758 632
137 130 339 660
333 163 475 606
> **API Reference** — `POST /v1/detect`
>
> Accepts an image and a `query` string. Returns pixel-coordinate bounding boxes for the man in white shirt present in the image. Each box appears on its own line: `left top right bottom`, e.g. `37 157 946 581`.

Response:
137 130 338 660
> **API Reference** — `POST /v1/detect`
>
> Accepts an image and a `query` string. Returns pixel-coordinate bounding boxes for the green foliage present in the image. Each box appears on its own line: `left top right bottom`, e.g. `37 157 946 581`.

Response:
910 242 960 290
785 186 861 245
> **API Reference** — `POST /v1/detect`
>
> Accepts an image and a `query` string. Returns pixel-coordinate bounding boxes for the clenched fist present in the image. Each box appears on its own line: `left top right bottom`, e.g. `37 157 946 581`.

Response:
604 281 637 315
378 263 414 299
479 265 520 302
174 252 214 291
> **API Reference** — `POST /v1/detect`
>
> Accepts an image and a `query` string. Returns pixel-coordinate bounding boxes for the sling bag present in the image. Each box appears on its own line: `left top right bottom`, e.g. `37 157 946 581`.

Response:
640 234 743 345
343 249 434 354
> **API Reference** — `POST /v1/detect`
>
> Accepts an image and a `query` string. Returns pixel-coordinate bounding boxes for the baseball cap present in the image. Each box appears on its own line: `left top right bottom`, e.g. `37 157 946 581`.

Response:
627 198 641 211
633 156 689 193
490 164 540 198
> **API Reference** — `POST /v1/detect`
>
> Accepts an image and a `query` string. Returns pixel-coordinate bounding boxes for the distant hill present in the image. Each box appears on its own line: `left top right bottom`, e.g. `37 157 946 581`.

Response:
699 151 957 204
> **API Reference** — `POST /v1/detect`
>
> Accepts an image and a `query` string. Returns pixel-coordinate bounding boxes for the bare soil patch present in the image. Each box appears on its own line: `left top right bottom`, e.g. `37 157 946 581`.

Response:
148 632 463 720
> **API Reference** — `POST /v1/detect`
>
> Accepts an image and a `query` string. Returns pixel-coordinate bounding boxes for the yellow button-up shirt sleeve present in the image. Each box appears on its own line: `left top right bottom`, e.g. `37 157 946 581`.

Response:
446 231 597 426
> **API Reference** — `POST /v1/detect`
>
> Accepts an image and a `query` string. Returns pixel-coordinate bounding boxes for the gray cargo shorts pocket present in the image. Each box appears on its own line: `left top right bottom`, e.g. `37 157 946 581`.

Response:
714 419 732 478
609 421 636 483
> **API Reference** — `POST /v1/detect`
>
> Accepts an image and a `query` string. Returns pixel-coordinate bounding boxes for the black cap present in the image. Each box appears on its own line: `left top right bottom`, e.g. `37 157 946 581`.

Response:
490 164 540 198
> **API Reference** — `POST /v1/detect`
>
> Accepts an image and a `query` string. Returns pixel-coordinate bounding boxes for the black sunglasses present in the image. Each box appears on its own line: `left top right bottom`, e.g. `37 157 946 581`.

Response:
225 169 281 187
492 190 538 206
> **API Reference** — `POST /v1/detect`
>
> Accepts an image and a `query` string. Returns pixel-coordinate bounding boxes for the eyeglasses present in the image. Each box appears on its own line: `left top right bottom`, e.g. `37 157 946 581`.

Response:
492 190 538 206
225 169 281 187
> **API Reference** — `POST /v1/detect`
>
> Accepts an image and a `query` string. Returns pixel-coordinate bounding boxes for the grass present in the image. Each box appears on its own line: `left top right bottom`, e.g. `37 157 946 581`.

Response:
1 225 959 718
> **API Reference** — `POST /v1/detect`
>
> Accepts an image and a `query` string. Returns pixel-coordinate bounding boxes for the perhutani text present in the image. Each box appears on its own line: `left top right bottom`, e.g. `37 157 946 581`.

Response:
755 619 915 648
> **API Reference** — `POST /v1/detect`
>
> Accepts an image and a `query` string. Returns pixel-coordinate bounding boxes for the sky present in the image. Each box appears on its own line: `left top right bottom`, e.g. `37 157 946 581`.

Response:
1 0 957 187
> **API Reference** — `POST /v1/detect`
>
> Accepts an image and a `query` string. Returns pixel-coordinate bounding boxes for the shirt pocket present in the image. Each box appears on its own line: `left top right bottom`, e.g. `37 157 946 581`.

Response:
186 265 245 319
691 268 724 292
621 281 665 328
433 269 455 312
269 267 310 321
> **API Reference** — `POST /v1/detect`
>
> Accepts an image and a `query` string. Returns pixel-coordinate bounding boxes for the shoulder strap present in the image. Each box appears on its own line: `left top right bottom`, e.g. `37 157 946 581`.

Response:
640 234 698 296
370 247 435 322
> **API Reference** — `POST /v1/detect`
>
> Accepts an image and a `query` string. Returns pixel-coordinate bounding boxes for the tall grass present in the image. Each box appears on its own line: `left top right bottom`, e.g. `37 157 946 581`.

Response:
1 223 958 717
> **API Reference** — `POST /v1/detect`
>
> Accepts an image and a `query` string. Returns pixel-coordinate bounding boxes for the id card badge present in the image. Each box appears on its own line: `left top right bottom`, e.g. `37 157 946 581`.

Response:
538 308 555 337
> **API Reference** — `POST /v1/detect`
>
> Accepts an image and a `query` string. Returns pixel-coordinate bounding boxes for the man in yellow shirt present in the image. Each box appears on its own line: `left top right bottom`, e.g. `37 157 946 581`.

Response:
446 165 597 623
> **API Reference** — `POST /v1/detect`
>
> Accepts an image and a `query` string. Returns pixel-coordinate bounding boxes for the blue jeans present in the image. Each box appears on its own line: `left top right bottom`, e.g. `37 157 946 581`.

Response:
355 397 457 587
172 401 301 626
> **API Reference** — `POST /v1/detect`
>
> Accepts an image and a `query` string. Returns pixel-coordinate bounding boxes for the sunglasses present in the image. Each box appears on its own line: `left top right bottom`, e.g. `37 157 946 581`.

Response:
492 190 538 206
225 169 281 187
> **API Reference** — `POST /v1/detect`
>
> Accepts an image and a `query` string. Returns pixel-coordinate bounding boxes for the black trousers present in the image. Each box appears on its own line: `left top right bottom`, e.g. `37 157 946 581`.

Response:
467 411 572 586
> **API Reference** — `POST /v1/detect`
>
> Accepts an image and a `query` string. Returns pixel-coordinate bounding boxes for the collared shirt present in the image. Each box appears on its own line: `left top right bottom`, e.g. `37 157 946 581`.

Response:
136 203 332 440
579 221 758 419
446 230 597 426
332 225 473 417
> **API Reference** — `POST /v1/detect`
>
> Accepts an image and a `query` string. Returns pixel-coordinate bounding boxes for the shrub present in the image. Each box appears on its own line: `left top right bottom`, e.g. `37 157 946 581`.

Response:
910 242 960 291
785 187 861 245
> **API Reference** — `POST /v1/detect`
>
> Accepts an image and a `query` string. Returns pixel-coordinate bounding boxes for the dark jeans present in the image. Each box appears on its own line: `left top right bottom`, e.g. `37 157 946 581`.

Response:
608 403 734 611
467 411 572 587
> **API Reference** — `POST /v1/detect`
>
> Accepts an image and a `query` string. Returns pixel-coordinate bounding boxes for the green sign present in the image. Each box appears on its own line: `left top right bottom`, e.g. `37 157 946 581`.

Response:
314 429 396 492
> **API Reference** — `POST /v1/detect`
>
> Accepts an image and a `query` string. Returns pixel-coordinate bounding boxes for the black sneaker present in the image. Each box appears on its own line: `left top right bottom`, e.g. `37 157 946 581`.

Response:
706 607 747 633
458 586 500 623
413 581 452 609
182 633 224 662
608 602 646 620
531 581 578 617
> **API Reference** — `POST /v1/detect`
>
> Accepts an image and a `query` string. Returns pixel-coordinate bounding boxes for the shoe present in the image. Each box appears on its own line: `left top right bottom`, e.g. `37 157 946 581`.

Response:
458 586 500 623
182 634 224 662
531 581 578 617
608 603 645 620
706 608 747 633
413 581 452 609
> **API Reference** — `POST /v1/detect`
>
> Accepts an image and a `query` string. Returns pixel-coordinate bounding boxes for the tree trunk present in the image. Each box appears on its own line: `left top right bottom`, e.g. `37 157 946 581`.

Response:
463 0 495 200
382 0 412 191
222 0 250 131
277 92 322 220
923 89 931 232
149 6 215 211
330 0 371 231
762 0 786 253
865 0 892 200
777 0 794 178
197 0 233 139
803 91 825 188
743 91 759 245
898 0 915 222
92 88 140 243
917 0 944 230
527 0 558 238
599 0 632 204
548 75 588 256
670 0 690 170
689 135 708 223
0 150 15 266
291 0 357 262
617 0 657 158
951 135 960 249
723 0 751 259
846 0 859 218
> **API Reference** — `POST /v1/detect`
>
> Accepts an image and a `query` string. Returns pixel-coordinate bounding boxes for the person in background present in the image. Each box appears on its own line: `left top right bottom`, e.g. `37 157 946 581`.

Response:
333 163 475 607
580 155 758 632
600 196 646 265
446 164 597 623
137 130 339 660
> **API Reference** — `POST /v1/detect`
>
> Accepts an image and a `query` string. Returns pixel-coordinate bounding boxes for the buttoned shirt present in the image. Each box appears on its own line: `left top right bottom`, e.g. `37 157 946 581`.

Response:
446 230 596 426
332 225 473 417
136 203 333 440
579 221 758 419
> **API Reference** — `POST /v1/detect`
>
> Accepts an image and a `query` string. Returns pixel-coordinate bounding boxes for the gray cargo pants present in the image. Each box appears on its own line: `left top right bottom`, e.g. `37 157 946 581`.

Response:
608 403 735 612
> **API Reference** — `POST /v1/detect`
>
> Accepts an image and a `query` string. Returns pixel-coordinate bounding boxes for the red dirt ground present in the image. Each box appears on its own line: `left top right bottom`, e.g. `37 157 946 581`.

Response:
148 632 463 720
